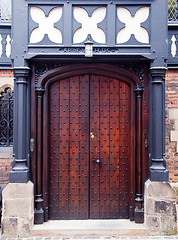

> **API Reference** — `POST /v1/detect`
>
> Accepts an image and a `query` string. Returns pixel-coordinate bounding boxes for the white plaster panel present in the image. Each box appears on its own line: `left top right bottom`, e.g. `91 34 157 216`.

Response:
171 35 177 58
30 7 62 44
117 7 149 44
6 34 11 57
0 34 2 57
73 7 106 44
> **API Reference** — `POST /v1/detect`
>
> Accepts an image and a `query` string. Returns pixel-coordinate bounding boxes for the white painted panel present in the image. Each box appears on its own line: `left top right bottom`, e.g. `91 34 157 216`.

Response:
117 7 149 44
73 7 106 44
171 35 177 57
6 34 11 58
0 34 2 57
30 7 62 44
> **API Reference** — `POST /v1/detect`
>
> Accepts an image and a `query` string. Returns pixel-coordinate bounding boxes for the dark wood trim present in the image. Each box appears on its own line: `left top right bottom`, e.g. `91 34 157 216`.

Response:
30 65 37 191
134 88 144 223
142 65 149 191
34 87 45 224
37 64 142 89
129 87 136 221
42 87 49 222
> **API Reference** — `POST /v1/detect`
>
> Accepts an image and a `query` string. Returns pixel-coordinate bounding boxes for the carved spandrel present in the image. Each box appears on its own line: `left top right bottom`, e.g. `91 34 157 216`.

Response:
34 63 66 85
34 63 144 86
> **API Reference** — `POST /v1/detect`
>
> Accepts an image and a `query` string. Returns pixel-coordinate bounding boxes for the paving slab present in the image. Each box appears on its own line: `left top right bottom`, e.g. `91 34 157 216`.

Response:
31 220 148 237
1 236 178 240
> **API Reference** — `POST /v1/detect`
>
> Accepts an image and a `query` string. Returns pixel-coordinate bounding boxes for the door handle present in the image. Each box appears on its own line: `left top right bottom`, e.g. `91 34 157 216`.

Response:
90 132 95 142
30 138 35 152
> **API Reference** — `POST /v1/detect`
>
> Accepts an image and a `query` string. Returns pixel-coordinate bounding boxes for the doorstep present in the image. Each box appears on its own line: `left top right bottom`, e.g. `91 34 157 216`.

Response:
31 220 148 237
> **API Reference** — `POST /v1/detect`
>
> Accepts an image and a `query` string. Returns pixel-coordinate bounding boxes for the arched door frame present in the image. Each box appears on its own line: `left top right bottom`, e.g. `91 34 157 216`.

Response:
31 63 147 224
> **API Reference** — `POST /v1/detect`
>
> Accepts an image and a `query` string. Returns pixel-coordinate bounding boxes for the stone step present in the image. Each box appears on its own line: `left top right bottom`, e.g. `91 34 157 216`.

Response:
31 220 148 237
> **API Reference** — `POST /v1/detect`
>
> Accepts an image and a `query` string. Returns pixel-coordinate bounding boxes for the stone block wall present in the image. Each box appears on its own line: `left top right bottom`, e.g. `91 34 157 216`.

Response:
1 182 34 237
165 70 178 183
145 180 177 236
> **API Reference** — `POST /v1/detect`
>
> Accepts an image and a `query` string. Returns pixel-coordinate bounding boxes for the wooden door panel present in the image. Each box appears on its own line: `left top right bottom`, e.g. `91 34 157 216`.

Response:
49 76 90 220
98 75 110 219
78 74 90 219
49 81 60 219
109 78 121 218
118 81 130 218
68 76 80 219
58 78 70 219
89 75 130 219
89 74 100 219
49 74 131 220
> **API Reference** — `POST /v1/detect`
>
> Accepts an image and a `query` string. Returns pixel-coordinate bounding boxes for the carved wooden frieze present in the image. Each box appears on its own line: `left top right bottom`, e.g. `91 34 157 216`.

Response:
33 62 144 86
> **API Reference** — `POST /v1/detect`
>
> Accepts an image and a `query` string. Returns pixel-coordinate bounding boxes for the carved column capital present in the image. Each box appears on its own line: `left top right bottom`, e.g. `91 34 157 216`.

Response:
135 87 143 96
35 87 45 95
13 67 30 78
150 67 167 83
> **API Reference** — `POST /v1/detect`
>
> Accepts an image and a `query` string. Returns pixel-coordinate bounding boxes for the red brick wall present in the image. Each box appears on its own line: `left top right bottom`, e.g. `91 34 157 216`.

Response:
165 70 178 183
0 70 13 77
0 158 12 184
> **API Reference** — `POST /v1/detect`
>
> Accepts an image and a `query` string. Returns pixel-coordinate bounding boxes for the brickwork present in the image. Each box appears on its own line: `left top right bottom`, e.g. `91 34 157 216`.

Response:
0 158 12 184
165 70 178 183
0 70 13 77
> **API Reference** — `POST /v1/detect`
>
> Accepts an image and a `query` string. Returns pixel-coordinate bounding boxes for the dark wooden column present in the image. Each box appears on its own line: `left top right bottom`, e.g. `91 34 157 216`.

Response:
34 87 45 224
149 67 169 182
134 88 144 223
9 67 30 183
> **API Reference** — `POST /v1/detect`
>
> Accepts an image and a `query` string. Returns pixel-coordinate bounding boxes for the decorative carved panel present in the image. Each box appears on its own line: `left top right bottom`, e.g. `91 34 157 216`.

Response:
117 7 149 44
73 7 106 44
30 7 63 44
28 4 150 47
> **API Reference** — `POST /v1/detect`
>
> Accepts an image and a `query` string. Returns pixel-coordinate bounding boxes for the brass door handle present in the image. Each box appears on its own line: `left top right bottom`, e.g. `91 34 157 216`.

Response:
90 132 95 141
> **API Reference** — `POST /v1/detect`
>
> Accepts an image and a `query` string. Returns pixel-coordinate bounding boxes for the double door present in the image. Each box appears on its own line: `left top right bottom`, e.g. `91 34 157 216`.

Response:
49 73 131 220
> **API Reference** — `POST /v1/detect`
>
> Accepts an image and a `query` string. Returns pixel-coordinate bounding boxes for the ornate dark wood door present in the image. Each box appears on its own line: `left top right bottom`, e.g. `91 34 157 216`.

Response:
48 74 131 220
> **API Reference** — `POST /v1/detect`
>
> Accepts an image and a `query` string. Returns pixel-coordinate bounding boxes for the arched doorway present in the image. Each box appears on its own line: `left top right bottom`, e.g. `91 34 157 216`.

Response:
30 63 149 223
